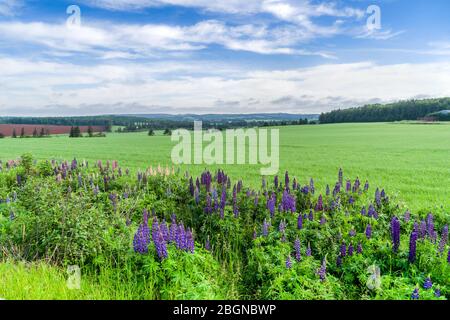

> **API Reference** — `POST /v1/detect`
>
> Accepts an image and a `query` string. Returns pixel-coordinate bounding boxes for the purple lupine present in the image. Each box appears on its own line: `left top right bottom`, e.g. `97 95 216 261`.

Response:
186 229 195 253
391 217 401 253
368 205 376 218
308 210 314 221
267 193 276 217
357 242 363 254
233 203 239 218
426 213 435 240
133 221 151 254
279 220 287 233
411 288 419 300
348 243 354 256
346 180 351 193
189 177 195 196
262 219 269 237
349 229 356 237
281 190 296 213
155 230 168 260
317 259 326 281
408 231 418 263
286 255 292 269
160 219 169 242
294 238 301 262
301 186 309 195
423 277 433 290
364 180 370 191
338 168 343 185
375 188 381 207
194 187 200 204
315 194 323 212
292 178 297 191
336 256 342 267
404 210 411 222
340 242 347 257
439 225 449 253
366 224 372 239
220 187 226 209
176 223 186 250
297 213 303 230
274 175 279 189
285 171 290 191
169 220 177 243
204 194 213 214
306 243 312 256
448 250 450 264
361 206 367 216
348 196 354 205
151 217 160 244
326 185 330 196
419 220 427 239
435 289 441 298
310 178 315 195
320 215 327 225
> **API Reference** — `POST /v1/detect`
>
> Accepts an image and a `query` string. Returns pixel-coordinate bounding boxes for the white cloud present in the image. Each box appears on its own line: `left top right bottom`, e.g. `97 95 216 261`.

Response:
0 0 22 16
0 19 338 57
2 58 450 116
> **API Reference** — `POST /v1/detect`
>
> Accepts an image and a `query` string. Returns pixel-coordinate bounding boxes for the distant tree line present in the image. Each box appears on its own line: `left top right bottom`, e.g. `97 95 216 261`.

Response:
319 98 450 123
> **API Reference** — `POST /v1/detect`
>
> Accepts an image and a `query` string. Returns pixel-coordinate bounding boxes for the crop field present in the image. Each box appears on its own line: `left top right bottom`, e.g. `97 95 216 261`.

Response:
0 122 449 301
0 122 449 211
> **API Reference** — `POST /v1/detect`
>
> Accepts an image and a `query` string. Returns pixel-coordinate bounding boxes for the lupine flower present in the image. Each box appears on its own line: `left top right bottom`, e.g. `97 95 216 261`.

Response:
404 210 411 222
151 217 160 244
155 230 168 260
368 205 376 218
189 177 195 196
336 256 342 267
338 168 343 185
439 225 449 253
346 180 351 193
375 188 381 207
281 190 296 213
204 194 213 214
348 196 355 205
306 243 312 256
9 211 15 221
320 215 327 225
411 288 419 300
294 238 301 262
297 213 303 230
340 242 347 257
252 230 257 240
308 210 314 221
310 178 315 195
301 186 309 195
279 220 287 233
160 219 169 242
286 255 292 269
274 175 279 189
435 289 441 298
333 182 341 196
220 187 227 209
233 203 239 218
448 250 450 264
419 220 427 239
426 213 435 241
361 206 367 216
186 229 195 253
357 242 363 254
348 243 354 256
267 194 276 217
423 277 432 290
326 185 330 196
408 231 418 263
285 171 290 191
366 224 372 239
317 259 326 281
315 194 323 212
133 221 151 254
176 223 186 250
391 217 401 253
292 178 297 191
262 219 269 237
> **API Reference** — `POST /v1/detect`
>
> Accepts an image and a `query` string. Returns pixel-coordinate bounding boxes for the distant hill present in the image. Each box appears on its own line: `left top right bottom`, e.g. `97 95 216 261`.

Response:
121 113 319 122
319 98 450 123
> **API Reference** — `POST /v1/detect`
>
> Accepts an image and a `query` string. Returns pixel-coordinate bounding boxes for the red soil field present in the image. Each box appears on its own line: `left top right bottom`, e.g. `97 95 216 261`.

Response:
0 124 107 136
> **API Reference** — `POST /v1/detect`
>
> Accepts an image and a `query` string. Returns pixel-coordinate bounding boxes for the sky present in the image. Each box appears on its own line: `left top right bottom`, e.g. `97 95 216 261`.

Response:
0 0 450 116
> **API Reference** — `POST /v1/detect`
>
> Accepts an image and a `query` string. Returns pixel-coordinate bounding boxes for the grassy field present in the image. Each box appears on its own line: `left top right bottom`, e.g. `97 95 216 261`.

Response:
0 122 449 211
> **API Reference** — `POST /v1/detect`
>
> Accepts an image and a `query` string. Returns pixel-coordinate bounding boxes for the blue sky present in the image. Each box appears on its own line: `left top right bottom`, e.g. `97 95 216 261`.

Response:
0 0 450 116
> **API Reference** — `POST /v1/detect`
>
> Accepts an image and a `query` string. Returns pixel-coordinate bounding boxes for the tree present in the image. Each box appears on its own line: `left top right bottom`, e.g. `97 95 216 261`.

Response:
20 127 25 138
163 129 172 136
32 128 38 137
73 126 82 137
148 129 155 136
87 126 94 137
69 126 74 138
39 127 45 137
12 128 17 138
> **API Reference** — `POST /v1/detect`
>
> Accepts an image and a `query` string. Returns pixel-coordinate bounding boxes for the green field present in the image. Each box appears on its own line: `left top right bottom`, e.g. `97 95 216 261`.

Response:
1 122 449 211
